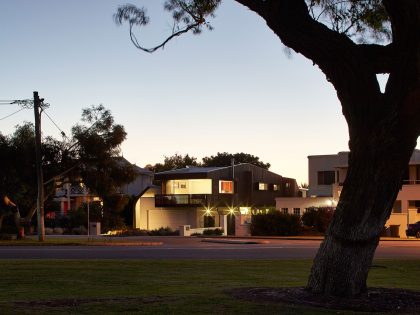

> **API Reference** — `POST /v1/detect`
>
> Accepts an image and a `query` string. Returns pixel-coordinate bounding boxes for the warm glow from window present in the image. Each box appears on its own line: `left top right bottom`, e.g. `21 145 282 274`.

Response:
219 180 234 194
239 207 251 215
258 183 268 190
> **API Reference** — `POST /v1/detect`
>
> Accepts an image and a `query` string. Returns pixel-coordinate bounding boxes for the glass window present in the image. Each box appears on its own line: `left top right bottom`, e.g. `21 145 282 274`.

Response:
258 183 268 191
273 184 279 191
392 201 402 213
219 180 234 194
317 171 335 185
281 208 288 214
293 208 301 216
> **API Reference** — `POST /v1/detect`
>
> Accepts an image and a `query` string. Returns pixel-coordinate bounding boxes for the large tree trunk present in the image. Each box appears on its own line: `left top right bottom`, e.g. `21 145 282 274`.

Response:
234 0 420 298
307 123 417 296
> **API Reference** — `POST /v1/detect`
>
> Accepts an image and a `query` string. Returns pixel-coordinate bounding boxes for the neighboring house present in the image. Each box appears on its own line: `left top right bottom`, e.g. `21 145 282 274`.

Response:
54 158 153 215
276 150 420 237
134 163 298 234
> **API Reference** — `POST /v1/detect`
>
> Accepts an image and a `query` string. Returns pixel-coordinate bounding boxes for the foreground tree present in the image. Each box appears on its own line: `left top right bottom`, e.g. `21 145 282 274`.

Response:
115 0 420 297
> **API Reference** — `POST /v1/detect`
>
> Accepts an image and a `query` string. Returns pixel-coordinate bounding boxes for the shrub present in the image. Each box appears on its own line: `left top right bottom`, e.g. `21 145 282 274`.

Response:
148 227 179 236
53 227 64 235
251 211 301 236
203 228 224 236
44 227 54 235
72 226 87 235
301 207 334 233
114 228 148 237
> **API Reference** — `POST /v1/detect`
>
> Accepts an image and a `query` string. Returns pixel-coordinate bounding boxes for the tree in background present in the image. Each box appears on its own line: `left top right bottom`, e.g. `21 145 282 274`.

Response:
0 105 136 234
202 152 270 169
146 153 199 173
115 0 420 297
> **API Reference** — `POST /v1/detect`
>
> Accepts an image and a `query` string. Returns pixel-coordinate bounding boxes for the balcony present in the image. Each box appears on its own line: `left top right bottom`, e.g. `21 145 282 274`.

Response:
55 184 87 197
155 194 208 207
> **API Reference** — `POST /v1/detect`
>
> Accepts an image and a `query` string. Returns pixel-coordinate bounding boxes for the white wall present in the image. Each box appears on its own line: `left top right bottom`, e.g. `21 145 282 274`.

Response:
308 154 340 197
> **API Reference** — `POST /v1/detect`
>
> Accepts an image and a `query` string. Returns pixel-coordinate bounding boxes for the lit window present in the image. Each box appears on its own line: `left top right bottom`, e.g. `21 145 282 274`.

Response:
281 208 288 214
293 208 300 216
273 184 279 191
219 181 234 194
258 183 268 191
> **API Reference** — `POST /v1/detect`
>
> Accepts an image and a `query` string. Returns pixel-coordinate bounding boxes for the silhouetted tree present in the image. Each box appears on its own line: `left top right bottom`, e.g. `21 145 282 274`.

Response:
147 153 199 173
0 105 136 234
115 0 420 297
202 152 270 169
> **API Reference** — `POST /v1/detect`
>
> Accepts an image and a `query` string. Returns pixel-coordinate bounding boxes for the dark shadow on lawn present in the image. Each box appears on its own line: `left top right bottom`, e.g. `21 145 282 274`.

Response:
229 287 420 313
15 296 176 309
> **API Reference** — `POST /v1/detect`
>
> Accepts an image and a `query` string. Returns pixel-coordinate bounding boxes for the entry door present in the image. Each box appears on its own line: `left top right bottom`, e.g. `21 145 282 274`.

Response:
227 213 235 235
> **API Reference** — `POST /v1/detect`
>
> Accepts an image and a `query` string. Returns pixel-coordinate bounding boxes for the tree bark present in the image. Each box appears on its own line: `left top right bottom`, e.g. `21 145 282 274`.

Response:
234 0 420 297
308 125 417 296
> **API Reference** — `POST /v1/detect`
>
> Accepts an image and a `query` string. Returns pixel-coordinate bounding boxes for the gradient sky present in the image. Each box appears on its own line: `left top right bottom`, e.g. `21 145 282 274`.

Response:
1 0 398 184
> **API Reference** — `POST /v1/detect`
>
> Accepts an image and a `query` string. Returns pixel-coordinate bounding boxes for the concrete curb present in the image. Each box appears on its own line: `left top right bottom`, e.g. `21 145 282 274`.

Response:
201 238 269 245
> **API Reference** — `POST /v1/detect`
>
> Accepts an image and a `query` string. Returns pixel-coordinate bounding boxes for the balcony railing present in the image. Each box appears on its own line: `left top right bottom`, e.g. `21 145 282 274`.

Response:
155 194 208 207
55 185 86 197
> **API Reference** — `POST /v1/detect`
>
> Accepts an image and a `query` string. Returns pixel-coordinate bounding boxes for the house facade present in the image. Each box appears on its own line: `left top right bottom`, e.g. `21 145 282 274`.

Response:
276 150 420 237
134 163 298 234
54 160 153 215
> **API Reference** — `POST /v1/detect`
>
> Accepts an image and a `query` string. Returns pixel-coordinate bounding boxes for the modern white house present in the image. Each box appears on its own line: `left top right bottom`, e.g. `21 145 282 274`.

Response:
276 150 420 238
133 164 299 235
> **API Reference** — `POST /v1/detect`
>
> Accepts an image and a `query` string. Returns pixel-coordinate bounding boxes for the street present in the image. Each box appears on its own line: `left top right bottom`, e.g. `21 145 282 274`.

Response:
0 238 420 259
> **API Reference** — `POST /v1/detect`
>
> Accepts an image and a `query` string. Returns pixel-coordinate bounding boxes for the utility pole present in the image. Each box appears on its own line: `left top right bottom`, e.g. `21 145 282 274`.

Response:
34 91 45 241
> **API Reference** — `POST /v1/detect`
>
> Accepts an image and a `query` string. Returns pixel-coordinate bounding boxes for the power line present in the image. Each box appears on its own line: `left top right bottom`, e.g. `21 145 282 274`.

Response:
42 109 67 138
0 108 25 121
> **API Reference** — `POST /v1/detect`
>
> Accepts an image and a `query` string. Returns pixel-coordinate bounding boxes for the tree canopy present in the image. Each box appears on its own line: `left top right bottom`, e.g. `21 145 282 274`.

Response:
0 105 136 231
202 152 270 169
146 152 270 172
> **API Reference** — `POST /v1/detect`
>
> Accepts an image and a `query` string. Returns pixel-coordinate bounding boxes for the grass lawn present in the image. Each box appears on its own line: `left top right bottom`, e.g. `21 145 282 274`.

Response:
0 259 419 314
0 237 161 246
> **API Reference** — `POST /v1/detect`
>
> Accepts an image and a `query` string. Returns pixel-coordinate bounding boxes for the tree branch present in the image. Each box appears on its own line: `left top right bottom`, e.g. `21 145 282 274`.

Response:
235 0 383 126
358 43 395 74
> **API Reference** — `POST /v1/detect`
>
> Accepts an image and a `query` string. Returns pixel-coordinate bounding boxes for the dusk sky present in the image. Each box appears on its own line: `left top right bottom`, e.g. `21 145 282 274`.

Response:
0 0 394 184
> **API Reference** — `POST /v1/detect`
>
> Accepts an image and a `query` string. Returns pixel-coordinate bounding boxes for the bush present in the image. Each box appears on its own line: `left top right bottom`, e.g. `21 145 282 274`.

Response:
53 227 64 235
301 207 334 233
203 228 224 236
114 228 148 237
148 227 179 236
72 226 87 235
251 211 301 236
44 227 54 235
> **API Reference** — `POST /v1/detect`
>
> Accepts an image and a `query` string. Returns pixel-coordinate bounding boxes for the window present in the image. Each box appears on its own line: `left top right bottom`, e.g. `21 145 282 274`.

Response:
317 171 335 185
273 184 279 191
293 208 301 216
392 201 402 213
258 183 268 190
219 180 234 194
281 208 288 214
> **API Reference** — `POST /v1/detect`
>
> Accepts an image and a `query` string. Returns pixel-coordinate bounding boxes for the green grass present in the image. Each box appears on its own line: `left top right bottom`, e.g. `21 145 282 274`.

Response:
0 237 160 246
0 259 418 314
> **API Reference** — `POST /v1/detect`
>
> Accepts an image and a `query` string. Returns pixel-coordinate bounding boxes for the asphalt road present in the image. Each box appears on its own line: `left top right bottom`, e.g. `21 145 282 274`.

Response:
1 238 420 259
